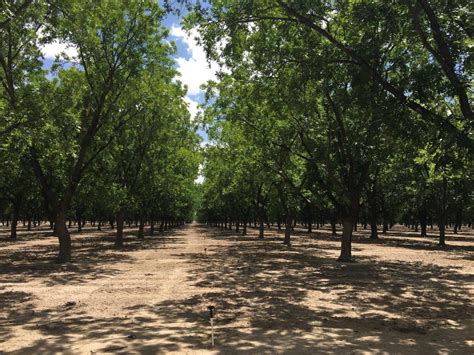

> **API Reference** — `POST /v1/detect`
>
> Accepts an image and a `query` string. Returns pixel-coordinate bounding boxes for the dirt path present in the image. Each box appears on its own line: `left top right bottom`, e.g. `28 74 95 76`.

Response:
0 224 473 354
1 224 217 354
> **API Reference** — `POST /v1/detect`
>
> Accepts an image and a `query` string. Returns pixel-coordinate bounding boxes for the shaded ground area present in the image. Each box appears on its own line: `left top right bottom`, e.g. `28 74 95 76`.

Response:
0 223 473 354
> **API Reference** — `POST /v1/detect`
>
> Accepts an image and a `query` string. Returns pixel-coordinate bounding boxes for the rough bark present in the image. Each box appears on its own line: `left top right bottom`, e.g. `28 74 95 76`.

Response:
338 219 354 262
115 210 125 247
438 178 448 246
420 207 427 237
258 215 264 239
55 210 71 263
370 220 378 240
10 206 18 239
283 215 292 246
138 216 144 239
150 219 155 236
368 188 379 240
439 217 446 246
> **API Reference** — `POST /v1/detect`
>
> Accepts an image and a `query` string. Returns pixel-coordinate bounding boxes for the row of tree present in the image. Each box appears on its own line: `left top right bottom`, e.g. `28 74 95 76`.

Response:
192 0 473 261
0 1 200 262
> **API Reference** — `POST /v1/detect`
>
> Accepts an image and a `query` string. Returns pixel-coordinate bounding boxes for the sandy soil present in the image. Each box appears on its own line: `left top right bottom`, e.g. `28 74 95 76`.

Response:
0 223 473 354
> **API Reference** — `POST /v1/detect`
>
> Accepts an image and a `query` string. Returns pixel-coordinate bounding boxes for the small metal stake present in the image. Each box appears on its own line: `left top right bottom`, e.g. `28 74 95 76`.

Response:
208 305 215 346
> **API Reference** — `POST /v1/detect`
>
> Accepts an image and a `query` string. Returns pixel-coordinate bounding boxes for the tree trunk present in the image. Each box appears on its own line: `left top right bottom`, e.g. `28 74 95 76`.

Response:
453 205 462 234
420 207 427 237
115 210 125 247
370 219 378 240
283 215 292 246
10 206 19 239
150 219 155 236
331 220 337 237
338 219 354 262
421 221 427 237
382 220 388 234
55 210 71 263
138 216 144 239
368 189 378 240
369 205 378 240
439 217 446 246
438 178 447 246
243 220 247 235
258 214 264 239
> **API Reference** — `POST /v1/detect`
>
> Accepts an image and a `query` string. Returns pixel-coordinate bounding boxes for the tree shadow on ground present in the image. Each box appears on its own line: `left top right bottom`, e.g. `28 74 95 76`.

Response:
0 227 55 244
2 225 473 354
240 224 474 257
145 227 473 353
0 227 188 351
0 227 185 285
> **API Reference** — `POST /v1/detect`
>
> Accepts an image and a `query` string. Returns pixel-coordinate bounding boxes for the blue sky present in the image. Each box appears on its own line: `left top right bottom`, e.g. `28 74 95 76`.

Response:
40 7 214 142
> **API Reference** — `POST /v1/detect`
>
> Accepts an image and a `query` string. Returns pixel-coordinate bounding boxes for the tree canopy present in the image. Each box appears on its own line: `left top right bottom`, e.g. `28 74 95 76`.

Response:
0 0 201 262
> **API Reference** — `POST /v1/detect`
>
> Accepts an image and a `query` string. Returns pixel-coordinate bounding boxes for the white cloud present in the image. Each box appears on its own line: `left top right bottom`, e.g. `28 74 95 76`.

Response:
37 28 78 60
41 40 78 60
200 140 217 148
195 163 204 184
195 174 204 184
170 25 218 96
184 96 200 120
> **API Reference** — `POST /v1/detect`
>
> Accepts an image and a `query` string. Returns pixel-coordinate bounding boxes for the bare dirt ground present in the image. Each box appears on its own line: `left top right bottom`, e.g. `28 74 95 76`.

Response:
0 223 473 354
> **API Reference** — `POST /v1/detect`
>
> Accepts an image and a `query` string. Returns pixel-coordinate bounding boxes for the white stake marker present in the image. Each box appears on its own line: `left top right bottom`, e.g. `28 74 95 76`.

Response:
208 305 215 347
